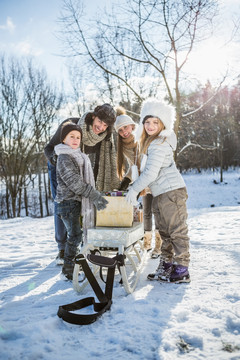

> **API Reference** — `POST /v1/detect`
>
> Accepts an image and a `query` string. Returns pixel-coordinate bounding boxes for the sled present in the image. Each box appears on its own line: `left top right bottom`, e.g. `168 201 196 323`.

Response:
72 222 146 294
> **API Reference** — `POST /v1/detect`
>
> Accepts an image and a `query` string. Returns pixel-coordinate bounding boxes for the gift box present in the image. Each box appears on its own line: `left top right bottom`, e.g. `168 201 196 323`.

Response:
96 196 133 227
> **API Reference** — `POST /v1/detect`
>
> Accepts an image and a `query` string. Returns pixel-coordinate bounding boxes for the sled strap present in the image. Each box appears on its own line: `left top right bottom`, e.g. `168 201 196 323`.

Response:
88 253 125 284
57 296 112 325
57 254 119 325
87 253 118 268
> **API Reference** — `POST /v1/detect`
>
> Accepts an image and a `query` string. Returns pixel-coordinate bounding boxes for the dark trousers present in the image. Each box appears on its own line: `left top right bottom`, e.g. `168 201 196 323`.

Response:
142 193 159 232
56 200 83 264
47 161 67 250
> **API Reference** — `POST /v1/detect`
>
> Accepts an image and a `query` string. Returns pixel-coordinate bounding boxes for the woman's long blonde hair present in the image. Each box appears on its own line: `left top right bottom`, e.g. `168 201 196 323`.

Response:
139 117 165 154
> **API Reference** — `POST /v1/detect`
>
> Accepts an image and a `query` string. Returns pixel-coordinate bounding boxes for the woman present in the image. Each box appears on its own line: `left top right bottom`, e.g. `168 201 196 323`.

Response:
114 106 138 190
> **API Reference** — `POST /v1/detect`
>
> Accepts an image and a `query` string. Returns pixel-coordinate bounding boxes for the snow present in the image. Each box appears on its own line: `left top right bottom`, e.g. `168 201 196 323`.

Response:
0 168 240 360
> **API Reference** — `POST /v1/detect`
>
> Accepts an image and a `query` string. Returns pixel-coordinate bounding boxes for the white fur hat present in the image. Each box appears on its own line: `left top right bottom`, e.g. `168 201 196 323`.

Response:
114 114 136 133
136 98 176 139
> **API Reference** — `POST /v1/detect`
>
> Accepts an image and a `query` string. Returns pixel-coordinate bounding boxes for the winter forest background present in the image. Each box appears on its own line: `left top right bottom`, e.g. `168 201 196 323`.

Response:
0 0 240 219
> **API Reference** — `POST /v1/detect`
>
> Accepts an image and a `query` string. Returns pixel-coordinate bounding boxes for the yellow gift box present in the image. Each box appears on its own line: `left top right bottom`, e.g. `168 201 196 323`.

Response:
96 196 133 227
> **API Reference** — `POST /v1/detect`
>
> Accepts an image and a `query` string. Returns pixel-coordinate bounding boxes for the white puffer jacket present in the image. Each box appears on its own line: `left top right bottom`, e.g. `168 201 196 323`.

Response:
132 132 186 196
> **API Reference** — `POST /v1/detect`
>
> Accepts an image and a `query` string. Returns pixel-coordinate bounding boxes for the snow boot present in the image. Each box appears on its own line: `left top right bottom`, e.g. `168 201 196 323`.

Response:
151 231 162 259
143 231 152 252
61 262 74 281
169 264 190 283
56 249 64 265
147 257 173 281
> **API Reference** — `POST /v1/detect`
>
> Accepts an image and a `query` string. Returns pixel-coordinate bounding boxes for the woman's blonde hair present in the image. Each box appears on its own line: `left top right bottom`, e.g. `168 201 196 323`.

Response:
117 135 126 179
139 117 165 154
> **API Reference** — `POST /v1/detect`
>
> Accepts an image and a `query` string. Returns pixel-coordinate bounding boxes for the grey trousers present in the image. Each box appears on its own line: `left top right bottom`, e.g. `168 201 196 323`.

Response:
143 193 159 232
154 188 190 267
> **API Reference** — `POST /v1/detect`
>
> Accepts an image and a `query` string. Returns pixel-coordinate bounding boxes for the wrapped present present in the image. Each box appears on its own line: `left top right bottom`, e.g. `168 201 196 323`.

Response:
96 195 133 227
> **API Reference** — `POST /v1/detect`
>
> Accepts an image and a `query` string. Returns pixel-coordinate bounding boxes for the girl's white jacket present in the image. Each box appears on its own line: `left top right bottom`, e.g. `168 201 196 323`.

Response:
132 131 186 197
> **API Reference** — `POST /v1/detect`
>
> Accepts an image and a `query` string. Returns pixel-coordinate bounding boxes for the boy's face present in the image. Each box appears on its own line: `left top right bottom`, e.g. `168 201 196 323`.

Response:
63 130 81 149
92 116 108 134
118 124 134 139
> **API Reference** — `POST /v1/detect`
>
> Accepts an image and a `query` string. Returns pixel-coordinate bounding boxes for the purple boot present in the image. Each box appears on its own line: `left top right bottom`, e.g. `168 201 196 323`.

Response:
147 258 173 281
169 264 190 283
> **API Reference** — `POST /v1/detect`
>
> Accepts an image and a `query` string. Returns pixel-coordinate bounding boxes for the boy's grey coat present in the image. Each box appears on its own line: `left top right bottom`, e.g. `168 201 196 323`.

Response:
55 152 93 203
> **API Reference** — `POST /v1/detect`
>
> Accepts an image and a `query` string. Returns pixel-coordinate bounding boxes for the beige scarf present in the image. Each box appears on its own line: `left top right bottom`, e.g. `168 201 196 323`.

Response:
122 135 138 162
82 123 120 191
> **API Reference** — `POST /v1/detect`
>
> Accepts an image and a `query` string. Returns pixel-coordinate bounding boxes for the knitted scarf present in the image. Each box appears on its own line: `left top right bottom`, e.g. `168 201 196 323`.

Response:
82 123 119 191
117 134 138 179
55 144 95 238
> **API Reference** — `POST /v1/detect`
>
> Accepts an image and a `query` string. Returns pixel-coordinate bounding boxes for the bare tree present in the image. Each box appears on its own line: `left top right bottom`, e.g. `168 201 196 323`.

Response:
59 0 219 134
0 55 63 218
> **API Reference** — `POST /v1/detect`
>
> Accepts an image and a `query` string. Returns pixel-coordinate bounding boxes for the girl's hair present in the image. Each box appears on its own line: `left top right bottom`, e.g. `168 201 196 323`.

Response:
117 136 125 179
140 117 165 154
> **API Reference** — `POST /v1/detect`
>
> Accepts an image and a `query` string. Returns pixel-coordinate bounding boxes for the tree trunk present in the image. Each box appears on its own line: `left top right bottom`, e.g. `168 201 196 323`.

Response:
24 186 29 217
17 187 22 217
38 172 43 217
43 171 50 216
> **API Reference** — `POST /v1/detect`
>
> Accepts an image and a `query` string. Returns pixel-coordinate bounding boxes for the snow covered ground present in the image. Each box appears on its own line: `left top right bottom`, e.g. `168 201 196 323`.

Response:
0 168 240 360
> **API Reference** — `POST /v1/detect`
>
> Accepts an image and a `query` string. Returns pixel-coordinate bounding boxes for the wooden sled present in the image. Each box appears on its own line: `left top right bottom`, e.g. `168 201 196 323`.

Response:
72 222 146 294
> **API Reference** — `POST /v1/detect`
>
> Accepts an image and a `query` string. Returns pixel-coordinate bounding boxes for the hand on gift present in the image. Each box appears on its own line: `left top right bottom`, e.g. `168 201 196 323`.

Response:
125 187 138 206
89 189 108 210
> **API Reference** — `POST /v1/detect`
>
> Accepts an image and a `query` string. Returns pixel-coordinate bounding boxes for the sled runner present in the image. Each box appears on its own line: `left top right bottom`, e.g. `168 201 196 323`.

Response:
72 222 146 294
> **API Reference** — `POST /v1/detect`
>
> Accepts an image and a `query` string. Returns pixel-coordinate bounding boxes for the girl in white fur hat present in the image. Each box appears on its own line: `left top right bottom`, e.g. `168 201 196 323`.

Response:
126 98 190 283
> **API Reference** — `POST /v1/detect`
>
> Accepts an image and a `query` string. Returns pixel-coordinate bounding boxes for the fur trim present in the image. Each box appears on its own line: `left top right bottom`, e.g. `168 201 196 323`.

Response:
140 98 175 136
116 106 126 117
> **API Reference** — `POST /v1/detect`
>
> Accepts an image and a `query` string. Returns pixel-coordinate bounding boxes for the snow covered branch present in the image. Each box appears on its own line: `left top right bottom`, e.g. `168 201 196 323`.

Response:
177 141 217 157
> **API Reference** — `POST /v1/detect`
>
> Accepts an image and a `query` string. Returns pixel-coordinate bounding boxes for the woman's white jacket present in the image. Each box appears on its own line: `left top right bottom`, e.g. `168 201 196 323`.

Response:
132 132 186 197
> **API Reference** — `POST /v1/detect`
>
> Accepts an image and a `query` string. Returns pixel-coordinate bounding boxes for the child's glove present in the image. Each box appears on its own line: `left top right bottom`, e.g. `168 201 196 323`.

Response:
89 189 108 211
125 187 138 206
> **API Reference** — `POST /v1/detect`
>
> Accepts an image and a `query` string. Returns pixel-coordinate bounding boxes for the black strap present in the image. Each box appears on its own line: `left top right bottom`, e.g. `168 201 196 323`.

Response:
88 253 125 284
57 253 123 325
57 297 112 325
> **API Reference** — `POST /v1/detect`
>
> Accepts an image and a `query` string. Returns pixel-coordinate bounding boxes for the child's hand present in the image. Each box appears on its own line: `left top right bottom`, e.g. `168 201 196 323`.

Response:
125 187 138 206
89 189 108 210
95 196 108 211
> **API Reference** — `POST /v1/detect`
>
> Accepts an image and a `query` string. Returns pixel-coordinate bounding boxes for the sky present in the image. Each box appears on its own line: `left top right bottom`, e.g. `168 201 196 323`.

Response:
0 0 239 92
0 168 240 359
0 0 111 89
